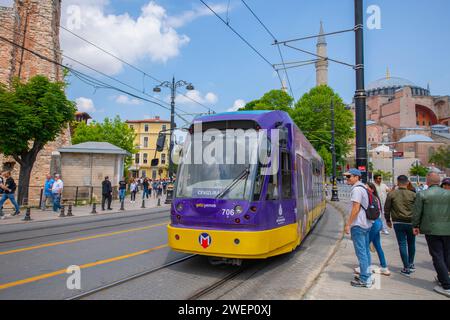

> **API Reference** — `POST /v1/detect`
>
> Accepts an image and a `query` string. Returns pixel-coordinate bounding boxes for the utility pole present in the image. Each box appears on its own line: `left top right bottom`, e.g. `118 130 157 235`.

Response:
153 77 194 181
330 97 339 201
354 0 368 183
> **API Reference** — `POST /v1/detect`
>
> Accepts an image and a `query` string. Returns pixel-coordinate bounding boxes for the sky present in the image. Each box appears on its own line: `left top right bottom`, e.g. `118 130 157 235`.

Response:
48 0 450 126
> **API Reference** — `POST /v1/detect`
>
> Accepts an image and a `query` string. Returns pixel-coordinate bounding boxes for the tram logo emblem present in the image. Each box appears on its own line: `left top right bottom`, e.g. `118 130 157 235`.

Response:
278 205 283 216
199 233 212 249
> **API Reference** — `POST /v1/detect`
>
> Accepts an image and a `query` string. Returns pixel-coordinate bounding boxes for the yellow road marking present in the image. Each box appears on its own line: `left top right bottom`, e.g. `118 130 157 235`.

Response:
0 222 168 256
0 244 168 290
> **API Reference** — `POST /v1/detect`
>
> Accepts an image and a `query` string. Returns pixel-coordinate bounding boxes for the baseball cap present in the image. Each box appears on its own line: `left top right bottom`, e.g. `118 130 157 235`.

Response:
441 177 450 186
343 168 362 177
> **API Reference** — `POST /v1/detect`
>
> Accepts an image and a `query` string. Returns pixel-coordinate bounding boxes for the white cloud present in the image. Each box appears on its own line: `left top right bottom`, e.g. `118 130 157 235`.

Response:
167 4 228 28
115 95 141 105
228 99 246 111
61 1 192 75
76 97 96 112
174 90 218 107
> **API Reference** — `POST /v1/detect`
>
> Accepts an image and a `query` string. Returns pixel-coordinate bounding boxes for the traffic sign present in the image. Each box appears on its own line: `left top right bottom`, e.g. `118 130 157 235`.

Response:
358 166 366 172
393 151 404 158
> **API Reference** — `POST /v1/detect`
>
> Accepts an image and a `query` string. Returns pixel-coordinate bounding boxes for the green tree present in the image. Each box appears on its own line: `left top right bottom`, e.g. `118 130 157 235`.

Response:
290 85 354 172
0 75 76 205
372 169 392 182
239 90 293 113
429 146 450 169
409 164 429 177
72 116 137 168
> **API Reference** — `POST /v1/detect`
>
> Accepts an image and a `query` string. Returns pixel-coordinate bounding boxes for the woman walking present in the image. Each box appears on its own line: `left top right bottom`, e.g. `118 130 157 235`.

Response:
367 182 391 275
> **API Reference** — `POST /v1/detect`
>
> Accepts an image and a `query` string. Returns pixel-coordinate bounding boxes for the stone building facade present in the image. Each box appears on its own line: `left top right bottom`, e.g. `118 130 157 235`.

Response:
0 0 70 205
58 142 129 203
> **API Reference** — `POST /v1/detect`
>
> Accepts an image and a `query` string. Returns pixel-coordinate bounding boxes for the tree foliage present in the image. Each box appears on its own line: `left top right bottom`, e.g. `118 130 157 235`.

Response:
239 90 293 113
72 116 137 168
0 75 76 204
290 85 354 174
372 169 392 182
428 146 450 169
409 164 429 177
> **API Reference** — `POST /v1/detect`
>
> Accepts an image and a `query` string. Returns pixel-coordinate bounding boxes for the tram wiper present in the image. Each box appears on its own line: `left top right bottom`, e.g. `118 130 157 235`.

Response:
215 166 250 199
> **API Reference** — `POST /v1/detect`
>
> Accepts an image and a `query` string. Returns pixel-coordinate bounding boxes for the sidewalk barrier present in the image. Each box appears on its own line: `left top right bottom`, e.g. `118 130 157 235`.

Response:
120 200 125 211
141 199 145 209
59 205 65 217
157 198 161 207
22 207 32 221
67 204 73 217
91 203 97 214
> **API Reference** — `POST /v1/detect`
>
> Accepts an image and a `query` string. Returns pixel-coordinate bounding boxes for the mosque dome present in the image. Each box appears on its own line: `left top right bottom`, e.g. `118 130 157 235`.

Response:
398 134 434 143
367 76 430 97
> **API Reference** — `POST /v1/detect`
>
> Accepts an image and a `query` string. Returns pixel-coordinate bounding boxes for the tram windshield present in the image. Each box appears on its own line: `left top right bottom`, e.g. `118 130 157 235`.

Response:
175 129 261 200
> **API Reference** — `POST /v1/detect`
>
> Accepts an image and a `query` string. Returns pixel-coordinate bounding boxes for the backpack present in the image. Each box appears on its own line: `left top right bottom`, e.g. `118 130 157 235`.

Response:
354 185 381 221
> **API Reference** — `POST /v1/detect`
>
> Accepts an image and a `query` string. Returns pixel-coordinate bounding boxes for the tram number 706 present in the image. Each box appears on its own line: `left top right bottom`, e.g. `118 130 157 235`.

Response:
221 209 235 217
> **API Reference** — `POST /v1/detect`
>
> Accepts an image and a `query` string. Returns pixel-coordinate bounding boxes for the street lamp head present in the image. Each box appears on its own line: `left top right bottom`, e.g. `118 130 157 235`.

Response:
153 87 161 93
186 84 194 91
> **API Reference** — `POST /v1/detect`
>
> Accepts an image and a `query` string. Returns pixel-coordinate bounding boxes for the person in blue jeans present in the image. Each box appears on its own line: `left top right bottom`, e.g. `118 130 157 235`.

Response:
384 175 416 277
118 177 127 203
0 171 20 218
367 182 391 276
344 168 374 288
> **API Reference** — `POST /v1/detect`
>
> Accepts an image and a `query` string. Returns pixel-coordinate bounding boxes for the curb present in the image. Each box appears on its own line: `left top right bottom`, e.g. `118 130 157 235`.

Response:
300 200 347 299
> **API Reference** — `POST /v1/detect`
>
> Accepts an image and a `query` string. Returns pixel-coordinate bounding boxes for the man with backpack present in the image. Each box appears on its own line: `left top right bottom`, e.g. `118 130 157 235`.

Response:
0 171 20 219
384 175 417 277
344 168 374 288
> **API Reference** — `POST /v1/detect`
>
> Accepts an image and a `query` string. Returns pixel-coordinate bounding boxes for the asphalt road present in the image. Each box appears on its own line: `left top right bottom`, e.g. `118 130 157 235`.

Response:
0 203 343 300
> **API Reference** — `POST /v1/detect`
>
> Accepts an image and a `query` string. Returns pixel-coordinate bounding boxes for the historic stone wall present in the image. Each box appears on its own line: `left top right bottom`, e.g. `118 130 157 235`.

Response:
0 0 70 207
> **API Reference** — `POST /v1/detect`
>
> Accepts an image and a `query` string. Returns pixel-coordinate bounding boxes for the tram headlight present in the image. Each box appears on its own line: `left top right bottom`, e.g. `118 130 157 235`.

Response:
234 205 243 215
176 203 184 212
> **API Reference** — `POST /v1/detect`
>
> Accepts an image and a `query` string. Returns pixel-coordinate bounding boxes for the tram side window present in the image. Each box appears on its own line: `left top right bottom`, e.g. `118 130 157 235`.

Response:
265 170 279 200
281 150 292 199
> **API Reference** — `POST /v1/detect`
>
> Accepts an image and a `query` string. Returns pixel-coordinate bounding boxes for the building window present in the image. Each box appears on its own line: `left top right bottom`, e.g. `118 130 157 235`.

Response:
162 124 166 131
152 170 157 180
135 153 140 164
144 137 148 148
161 153 166 164
129 125 134 130
141 170 146 177
143 153 148 164
144 124 149 132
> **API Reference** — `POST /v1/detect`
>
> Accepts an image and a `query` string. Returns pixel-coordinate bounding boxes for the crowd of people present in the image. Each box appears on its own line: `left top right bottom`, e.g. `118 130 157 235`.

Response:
344 168 450 298
0 172 175 216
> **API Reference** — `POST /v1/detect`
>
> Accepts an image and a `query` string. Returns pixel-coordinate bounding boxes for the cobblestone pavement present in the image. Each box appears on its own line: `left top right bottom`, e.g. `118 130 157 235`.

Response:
0 194 169 225
304 199 447 300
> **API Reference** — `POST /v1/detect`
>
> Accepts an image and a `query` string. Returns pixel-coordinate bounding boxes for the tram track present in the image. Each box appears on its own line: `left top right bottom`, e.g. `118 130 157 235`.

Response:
0 212 169 245
66 254 198 300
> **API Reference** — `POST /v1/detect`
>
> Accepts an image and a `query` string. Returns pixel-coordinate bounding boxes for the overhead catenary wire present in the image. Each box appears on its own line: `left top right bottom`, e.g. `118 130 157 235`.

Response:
0 24 190 115
35 9 215 113
0 34 192 125
240 0 296 101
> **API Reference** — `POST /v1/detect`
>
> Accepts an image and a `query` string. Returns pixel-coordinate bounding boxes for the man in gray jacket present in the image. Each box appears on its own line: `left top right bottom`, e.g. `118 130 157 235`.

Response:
413 172 450 298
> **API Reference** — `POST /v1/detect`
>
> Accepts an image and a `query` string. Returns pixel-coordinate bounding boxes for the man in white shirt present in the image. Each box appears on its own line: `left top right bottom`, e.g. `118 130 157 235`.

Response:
344 168 373 288
374 174 391 234
51 174 64 212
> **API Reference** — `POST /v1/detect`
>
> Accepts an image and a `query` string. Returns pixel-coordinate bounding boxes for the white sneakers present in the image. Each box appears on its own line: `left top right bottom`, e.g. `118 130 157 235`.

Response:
433 286 450 298
354 265 391 276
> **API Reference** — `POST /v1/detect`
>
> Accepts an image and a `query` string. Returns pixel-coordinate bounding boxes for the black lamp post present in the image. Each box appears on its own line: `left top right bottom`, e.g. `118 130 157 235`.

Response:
153 77 194 181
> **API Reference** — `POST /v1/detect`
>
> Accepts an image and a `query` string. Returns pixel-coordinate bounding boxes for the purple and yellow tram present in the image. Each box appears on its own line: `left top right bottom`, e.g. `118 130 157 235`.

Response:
168 110 326 260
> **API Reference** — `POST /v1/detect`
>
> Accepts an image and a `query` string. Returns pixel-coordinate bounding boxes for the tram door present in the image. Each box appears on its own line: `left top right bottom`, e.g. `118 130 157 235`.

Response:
295 154 306 238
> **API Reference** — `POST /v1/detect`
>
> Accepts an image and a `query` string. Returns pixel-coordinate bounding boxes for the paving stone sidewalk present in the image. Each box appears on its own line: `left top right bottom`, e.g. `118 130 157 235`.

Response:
0 195 169 226
305 199 447 300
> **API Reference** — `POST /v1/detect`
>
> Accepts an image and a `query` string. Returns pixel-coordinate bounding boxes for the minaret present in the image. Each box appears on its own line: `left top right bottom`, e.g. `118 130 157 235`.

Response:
315 21 328 86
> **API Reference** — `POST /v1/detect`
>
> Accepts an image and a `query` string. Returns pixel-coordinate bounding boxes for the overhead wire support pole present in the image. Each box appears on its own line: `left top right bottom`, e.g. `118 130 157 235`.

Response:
354 0 368 183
